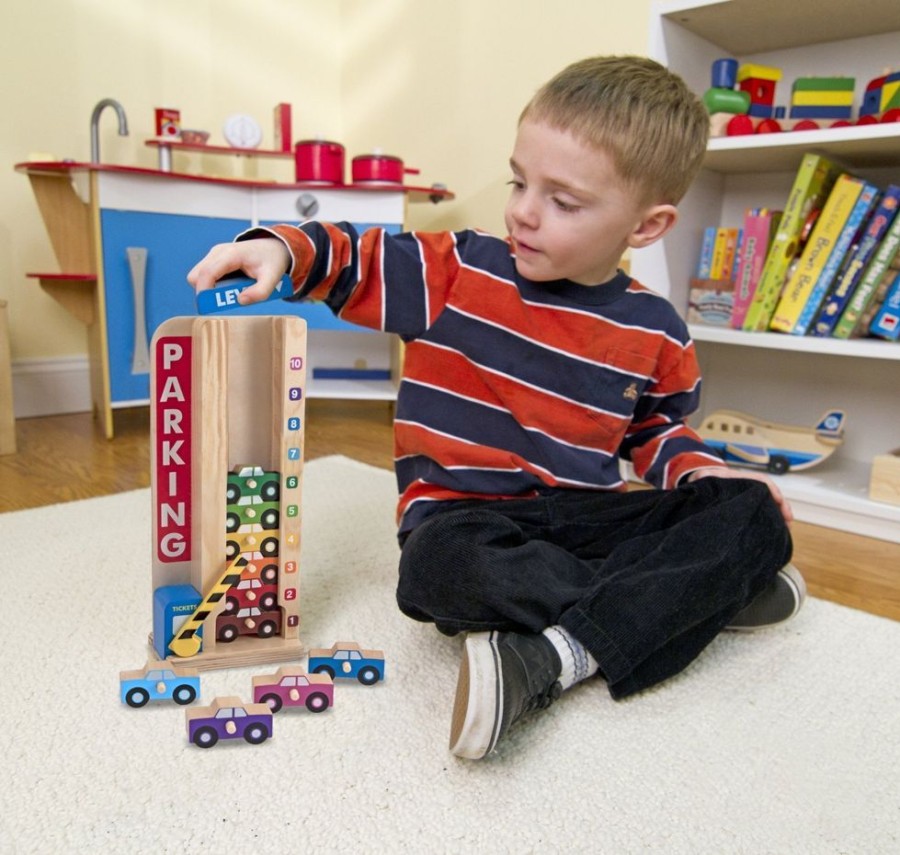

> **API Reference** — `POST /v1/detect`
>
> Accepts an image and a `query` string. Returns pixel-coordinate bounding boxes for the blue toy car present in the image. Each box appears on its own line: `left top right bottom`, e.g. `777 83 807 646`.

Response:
120 662 200 708
308 641 385 686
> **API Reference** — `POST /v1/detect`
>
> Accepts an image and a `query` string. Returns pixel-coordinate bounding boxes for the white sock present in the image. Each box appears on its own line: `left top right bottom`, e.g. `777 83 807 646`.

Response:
542 625 599 691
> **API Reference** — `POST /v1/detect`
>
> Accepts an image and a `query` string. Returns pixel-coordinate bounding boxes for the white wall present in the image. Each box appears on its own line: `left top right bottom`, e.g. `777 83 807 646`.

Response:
1 0 651 410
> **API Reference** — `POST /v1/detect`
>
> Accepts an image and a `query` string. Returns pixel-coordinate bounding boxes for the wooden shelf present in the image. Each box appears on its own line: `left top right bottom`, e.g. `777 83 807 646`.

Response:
145 139 293 158
659 0 900 56
689 325 900 362
705 124 900 174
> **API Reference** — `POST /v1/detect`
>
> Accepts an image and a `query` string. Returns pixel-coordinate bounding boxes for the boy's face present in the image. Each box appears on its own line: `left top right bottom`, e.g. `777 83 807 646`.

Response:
505 119 658 286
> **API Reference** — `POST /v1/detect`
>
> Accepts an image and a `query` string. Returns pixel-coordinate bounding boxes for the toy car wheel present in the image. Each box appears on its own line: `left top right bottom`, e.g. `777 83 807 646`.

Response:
767 455 790 475
226 483 241 503
306 692 330 713
259 693 283 713
172 685 197 705
258 620 278 639
218 623 239 643
243 723 270 745
358 666 381 686
224 596 239 615
226 511 241 533
261 480 280 502
125 687 150 708
261 537 279 557
193 726 219 748
260 592 277 610
261 509 279 530
261 564 278 584
313 664 335 679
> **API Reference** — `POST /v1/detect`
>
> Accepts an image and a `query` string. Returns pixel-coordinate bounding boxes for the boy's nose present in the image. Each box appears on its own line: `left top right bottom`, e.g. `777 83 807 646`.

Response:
509 192 538 228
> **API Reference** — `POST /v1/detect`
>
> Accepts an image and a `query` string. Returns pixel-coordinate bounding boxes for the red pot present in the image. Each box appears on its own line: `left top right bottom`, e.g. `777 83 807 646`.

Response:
352 153 420 184
294 140 345 184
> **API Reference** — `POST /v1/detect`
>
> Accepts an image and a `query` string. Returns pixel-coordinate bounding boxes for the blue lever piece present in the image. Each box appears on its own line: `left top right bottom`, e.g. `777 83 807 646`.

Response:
196 275 290 315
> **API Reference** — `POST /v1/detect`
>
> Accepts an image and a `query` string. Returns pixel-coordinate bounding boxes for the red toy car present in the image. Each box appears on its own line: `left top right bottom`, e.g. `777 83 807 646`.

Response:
216 606 282 642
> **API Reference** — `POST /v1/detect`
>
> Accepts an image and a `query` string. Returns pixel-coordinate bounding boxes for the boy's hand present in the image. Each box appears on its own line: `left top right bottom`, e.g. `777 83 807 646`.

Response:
187 238 291 305
687 466 793 524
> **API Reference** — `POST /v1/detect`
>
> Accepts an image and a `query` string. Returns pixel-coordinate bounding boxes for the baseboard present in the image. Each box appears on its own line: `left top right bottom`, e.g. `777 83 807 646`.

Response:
11 356 92 418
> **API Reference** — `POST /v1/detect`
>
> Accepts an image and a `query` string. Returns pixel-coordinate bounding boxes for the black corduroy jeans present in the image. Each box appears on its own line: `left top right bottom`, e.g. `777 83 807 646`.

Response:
397 477 793 699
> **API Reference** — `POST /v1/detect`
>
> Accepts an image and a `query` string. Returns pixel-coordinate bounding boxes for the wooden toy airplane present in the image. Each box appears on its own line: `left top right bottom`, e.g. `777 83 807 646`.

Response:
698 409 845 474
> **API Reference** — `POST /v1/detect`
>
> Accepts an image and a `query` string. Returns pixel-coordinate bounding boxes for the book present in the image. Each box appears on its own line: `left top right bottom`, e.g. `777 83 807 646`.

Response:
687 278 734 325
695 226 717 278
709 227 730 279
742 153 841 331
868 270 900 340
811 184 900 336
770 175 879 335
719 228 741 281
731 209 781 329
833 210 900 338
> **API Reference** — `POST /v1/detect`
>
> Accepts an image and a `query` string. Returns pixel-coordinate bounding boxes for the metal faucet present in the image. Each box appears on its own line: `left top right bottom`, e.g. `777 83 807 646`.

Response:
90 98 129 163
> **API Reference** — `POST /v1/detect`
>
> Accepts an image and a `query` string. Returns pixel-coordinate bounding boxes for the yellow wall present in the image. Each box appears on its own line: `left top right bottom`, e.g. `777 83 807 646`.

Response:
1 0 650 366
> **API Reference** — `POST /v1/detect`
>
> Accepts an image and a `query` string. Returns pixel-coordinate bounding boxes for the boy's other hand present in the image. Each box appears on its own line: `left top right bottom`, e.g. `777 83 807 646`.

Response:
687 466 793 524
187 237 290 305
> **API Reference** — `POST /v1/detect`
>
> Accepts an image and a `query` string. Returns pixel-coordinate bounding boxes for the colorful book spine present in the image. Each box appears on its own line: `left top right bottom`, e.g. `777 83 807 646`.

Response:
811 185 900 337
791 179 879 335
868 270 900 340
833 211 900 338
731 209 779 329
719 228 741 281
695 226 717 278
710 227 729 279
769 174 869 333
743 153 840 331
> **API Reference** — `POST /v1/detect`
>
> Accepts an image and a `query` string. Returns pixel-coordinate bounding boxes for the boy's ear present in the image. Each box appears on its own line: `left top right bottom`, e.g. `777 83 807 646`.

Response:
628 204 678 249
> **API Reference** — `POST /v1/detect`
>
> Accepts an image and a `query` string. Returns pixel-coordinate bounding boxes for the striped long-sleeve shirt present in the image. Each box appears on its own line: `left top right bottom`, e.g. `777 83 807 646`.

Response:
246 222 723 534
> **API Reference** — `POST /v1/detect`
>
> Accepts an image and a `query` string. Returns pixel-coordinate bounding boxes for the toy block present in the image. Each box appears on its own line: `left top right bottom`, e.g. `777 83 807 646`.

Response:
737 64 783 83
703 87 751 115
870 449 900 507
792 91 854 108
790 105 853 119
711 57 738 89
792 76 855 93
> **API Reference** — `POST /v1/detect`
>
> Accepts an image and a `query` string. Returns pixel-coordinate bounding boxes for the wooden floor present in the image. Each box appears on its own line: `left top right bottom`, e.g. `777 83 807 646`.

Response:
2 400 899 622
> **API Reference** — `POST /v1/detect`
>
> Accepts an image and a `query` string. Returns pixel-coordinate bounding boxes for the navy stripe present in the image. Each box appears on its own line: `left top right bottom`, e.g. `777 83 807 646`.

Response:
424 308 654 418
395 382 617 485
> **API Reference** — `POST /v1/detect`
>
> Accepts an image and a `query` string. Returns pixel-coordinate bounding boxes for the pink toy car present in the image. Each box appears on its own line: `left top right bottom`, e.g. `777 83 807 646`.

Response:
252 666 334 713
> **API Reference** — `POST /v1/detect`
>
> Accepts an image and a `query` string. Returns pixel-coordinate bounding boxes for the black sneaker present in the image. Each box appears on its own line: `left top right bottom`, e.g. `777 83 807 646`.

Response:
449 630 562 760
726 563 807 631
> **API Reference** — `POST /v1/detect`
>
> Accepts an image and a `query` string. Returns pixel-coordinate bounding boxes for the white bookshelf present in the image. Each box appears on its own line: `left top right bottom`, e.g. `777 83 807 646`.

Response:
635 0 900 542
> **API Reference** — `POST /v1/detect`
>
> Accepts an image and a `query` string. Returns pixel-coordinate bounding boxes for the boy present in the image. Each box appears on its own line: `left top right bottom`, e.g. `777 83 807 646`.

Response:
188 56 801 761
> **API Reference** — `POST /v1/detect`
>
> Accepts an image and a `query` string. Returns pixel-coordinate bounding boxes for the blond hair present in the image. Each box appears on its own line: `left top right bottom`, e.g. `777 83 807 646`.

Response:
521 55 709 205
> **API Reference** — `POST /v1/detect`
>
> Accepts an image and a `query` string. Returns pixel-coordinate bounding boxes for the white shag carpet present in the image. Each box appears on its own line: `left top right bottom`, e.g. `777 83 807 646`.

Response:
1 455 899 854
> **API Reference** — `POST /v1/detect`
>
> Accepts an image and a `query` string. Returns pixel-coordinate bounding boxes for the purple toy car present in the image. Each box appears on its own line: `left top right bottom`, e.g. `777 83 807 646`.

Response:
186 696 273 748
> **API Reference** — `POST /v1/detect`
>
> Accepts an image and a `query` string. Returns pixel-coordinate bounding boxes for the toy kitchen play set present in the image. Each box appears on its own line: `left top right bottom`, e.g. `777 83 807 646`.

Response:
16 100 454 438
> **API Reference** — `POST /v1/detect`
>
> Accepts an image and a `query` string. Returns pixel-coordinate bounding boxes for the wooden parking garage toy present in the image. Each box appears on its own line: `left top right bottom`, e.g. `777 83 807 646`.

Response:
149 315 307 670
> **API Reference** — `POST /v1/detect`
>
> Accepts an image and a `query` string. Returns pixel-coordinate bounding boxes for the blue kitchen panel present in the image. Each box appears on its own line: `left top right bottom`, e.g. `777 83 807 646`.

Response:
100 209 250 404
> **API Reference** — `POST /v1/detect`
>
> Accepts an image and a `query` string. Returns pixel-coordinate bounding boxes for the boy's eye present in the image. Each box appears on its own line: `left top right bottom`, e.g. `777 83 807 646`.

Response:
507 178 524 190
553 197 579 213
